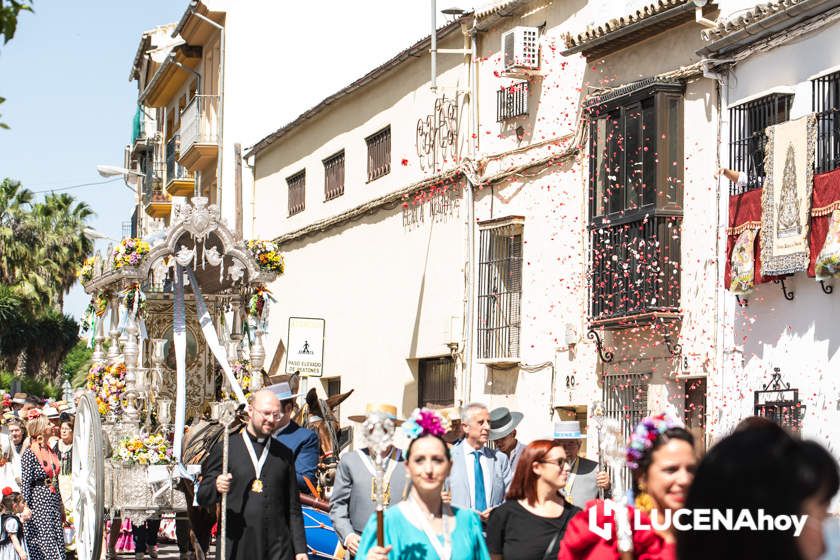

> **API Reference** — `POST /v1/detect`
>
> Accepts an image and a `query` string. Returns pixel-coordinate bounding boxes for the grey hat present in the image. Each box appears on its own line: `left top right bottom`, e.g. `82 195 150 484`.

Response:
489 407 523 441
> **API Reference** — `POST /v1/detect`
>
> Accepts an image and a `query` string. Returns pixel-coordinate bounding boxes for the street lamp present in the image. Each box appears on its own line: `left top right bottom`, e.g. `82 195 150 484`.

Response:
96 163 145 237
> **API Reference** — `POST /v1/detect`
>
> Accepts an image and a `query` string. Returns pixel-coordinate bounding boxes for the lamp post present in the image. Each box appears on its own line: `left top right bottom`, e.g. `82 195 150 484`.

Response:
96 165 145 237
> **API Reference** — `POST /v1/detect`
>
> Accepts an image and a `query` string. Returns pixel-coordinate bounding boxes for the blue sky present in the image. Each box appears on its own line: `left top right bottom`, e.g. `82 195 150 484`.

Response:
0 1 470 321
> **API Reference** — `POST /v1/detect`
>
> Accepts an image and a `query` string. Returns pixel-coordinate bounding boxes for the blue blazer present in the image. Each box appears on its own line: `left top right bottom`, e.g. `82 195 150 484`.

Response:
274 420 321 492
447 441 510 511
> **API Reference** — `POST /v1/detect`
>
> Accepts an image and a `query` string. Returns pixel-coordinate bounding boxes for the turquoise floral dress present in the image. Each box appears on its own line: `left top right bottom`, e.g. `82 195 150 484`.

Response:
357 501 489 560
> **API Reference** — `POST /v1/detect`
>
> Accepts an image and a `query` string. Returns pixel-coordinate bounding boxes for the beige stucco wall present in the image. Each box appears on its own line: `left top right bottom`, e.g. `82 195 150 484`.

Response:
249 1 721 448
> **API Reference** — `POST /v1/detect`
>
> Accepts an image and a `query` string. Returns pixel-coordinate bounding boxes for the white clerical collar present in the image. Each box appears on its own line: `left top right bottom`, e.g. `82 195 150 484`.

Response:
246 427 267 444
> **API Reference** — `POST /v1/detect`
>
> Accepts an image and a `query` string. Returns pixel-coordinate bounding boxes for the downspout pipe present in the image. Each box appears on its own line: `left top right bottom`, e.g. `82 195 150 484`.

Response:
190 8 225 215
172 54 203 197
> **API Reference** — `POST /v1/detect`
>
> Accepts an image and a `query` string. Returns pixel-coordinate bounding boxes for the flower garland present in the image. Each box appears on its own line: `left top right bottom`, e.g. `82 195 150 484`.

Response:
95 291 110 317
112 238 151 269
402 408 450 441
247 285 275 330
221 360 253 401
246 240 284 273
121 283 146 320
114 433 173 465
86 362 126 416
626 412 683 469
78 256 95 284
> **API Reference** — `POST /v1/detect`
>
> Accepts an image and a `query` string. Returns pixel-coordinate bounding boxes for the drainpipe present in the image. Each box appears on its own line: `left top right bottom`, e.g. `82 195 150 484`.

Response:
190 7 225 215
172 54 203 197
700 57 732 444
460 21 480 405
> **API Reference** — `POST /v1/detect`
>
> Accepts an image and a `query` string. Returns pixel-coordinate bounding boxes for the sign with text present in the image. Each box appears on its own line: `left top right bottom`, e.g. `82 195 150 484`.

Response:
285 317 325 377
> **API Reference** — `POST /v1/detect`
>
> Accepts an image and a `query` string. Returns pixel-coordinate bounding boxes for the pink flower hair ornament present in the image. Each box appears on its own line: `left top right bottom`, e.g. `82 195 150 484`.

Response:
626 412 683 470
402 408 451 441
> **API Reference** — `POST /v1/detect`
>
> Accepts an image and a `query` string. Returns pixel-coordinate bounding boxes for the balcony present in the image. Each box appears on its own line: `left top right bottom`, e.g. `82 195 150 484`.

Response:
589 213 681 328
179 95 219 171
142 161 171 219
165 135 195 197
131 107 156 154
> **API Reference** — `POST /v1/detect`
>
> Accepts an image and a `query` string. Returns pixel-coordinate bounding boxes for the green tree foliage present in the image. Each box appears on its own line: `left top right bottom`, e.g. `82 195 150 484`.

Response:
62 339 92 388
0 0 34 128
0 177 93 381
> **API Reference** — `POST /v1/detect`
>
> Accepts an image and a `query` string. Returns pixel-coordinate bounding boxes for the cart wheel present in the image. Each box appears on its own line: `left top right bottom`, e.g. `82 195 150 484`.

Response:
72 391 104 560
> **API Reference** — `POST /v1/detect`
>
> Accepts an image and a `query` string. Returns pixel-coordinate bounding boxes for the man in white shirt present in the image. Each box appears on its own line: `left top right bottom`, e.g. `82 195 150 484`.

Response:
447 403 511 521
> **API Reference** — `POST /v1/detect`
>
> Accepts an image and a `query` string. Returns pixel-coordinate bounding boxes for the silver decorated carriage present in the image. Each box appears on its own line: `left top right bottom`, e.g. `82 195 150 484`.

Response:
73 197 278 560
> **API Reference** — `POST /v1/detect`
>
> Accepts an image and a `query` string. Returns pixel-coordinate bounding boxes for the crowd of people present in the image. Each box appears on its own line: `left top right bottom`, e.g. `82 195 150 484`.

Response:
198 389 840 560
0 391 78 560
2 385 837 560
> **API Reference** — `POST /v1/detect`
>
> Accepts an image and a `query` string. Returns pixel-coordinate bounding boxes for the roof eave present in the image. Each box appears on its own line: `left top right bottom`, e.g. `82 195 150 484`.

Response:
697 0 840 56
562 2 697 59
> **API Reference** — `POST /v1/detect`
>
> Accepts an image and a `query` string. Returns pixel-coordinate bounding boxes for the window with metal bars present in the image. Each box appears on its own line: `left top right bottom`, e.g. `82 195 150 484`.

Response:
813 72 840 175
587 85 683 323
477 220 523 360
728 93 793 195
323 150 345 201
496 81 528 122
287 170 305 216
418 357 455 408
602 372 649 492
366 126 391 182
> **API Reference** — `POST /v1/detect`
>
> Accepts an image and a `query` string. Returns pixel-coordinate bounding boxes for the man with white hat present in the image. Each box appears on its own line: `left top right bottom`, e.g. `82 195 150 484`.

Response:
489 407 525 479
269 382 321 494
553 420 610 506
329 403 407 557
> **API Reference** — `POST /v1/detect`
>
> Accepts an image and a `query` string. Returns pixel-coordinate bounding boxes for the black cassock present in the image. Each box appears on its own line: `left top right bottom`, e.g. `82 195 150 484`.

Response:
198 429 307 560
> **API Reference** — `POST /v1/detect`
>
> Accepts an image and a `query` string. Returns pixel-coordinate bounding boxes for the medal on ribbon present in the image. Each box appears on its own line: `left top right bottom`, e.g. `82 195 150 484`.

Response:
242 432 270 494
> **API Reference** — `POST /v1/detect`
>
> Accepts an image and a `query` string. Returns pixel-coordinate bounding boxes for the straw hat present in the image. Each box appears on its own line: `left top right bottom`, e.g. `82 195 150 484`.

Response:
553 420 586 440
11 393 27 405
348 403 403 425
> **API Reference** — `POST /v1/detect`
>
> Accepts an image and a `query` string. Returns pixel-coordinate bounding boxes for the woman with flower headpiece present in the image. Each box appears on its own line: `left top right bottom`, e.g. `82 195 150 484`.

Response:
358 408 490 560
558 413 696 560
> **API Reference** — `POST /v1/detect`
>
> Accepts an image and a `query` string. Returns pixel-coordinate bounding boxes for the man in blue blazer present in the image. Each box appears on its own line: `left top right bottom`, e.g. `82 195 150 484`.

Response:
447 402 511 521
270 382 321 493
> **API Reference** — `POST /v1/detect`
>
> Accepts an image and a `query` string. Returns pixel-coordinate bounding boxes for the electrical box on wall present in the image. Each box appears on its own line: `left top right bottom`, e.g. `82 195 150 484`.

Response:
501 27 540 73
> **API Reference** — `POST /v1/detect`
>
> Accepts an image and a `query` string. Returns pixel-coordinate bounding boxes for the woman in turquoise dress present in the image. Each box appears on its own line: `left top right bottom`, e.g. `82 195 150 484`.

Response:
358 408 490 560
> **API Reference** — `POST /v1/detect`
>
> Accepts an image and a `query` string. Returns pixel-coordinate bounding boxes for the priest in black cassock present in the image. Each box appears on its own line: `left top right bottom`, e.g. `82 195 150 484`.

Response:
198 389 308 560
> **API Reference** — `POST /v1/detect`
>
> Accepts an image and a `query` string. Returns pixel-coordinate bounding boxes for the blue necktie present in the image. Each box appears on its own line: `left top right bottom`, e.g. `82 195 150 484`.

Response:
473 450 487 511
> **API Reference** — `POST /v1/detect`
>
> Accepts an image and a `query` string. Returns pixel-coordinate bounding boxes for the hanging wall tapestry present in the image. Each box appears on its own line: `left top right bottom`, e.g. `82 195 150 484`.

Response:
760 114 816 276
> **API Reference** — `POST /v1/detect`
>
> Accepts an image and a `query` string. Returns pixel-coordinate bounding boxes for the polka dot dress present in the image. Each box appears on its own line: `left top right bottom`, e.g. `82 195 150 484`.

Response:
20 448 66 560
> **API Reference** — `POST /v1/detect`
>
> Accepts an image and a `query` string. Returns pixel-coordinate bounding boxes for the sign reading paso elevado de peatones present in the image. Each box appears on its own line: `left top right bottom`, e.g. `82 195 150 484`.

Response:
285 317 325 377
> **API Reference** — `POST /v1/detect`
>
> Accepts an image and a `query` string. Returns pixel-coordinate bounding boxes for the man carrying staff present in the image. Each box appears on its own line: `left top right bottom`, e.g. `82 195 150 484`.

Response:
552 420 611 506
198 389 308 560
329 403 408 557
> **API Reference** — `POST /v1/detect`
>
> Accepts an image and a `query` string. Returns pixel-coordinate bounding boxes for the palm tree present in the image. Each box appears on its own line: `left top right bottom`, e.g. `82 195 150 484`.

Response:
0 178 34 282
30 193 95 308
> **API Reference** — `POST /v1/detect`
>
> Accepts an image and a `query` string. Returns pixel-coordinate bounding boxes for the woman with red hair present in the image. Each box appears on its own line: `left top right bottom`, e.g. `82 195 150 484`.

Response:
487 440 580 560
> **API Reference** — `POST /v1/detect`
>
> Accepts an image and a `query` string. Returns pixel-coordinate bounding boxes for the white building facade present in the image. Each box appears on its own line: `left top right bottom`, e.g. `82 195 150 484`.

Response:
249 0 727 455
701 0 840 488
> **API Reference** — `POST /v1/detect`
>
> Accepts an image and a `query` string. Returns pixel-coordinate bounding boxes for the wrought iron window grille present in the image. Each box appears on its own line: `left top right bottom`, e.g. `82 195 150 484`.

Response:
813 71 840 175
728 93 793 195
754 367 804 433
287 170 306 216
496 82 529 122
366 127 391 182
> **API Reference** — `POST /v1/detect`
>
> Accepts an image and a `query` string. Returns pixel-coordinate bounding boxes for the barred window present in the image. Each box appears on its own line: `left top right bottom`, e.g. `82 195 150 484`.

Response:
418 357 455 408
287 170 305 216
323 150 345 201
813 71 840 174
728 93 793 194
477 219 523 361
366 126 391 182
603 372 650 491
496 81 528 122
587 84 683 323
